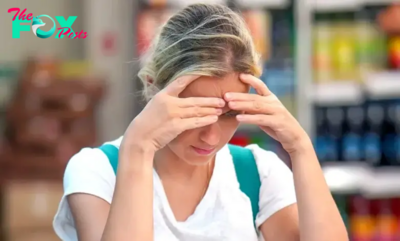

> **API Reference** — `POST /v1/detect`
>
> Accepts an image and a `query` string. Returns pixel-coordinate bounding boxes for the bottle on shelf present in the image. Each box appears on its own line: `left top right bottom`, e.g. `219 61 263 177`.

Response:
364 102 384 166
314 106 328 162
313 14 334 83
341 105 364 162
382 101 400 166
349 195 375 241
325 106 345 161
332 12 358 83
382 101 398 166
372 198 397 241
388 35 400 70
242 10 271 63
355 7 387 79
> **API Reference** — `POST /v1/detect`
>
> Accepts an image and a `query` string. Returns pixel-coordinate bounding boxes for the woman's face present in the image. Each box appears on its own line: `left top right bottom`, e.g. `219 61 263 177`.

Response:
167 73 249 165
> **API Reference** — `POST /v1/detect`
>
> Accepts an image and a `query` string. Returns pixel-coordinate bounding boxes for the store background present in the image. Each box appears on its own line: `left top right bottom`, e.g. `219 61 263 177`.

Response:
1 0 400 240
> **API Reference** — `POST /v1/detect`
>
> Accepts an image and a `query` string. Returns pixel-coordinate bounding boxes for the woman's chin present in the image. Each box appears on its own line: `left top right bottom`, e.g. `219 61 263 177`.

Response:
182 150 216 166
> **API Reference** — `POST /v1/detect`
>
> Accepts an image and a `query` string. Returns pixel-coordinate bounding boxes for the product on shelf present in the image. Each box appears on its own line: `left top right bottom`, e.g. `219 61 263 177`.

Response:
356 8 387 78
313 20 334 83
21 56 60 88
262 59 296 115
378 4 400 70
378 4 400 35
0 57 106 180
349 195 375 241
270 10 294 60
372 199 397 240
332 17 358 82
342 105 364 162
381 101 400 166
229 134 250 147
242 10 271 62
364 101 384 166
388 36 400 69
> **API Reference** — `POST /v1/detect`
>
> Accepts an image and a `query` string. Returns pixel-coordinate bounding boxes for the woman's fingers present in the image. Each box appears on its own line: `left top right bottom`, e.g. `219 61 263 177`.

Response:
236 114 278 128
239 74 271 96
180 107 222 118
178 97 225 108
224 92 262 102
162 75 201 96
228 101 275 114
178 115 219 131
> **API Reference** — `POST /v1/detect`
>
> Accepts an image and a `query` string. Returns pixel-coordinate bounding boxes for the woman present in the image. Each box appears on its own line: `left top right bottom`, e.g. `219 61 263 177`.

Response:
53 3 348 241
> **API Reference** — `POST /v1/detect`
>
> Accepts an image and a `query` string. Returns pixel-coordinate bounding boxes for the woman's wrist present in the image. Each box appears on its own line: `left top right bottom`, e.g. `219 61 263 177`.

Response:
118 140 155 172
288 135 315 162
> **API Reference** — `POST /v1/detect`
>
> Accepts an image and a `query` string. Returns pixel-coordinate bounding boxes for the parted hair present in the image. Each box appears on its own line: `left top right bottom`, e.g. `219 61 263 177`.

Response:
138 3 261 101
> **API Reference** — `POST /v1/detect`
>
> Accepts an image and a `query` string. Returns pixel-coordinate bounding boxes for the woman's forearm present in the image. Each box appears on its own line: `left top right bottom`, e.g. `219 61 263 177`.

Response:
101 144 155 241
290 139 348 241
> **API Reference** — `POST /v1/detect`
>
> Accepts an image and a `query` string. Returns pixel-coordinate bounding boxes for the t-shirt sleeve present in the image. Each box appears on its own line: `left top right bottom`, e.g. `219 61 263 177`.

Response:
53 147 116 241
63 147 116 202
246 144 297 228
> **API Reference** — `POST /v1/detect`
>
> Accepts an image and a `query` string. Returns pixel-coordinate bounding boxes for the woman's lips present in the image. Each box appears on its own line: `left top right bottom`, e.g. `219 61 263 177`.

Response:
191 146 215 155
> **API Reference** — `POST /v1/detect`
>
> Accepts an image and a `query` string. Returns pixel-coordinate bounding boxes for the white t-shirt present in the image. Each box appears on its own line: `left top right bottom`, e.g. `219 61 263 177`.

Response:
53 136 296 241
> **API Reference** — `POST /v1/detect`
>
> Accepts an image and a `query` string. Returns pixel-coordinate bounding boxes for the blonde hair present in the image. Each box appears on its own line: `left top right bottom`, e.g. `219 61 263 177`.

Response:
138 3 261 101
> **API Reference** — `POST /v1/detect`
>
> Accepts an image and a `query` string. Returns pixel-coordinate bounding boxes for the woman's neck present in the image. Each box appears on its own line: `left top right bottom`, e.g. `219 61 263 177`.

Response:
153 146 214 185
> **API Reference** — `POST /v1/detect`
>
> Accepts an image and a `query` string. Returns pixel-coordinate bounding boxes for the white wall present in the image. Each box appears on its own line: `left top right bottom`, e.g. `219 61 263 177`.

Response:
84 0 137 141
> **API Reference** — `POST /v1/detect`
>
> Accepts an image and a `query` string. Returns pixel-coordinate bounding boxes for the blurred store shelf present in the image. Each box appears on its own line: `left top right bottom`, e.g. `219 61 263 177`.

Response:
364 0 400 5
323 163 400 197
235 0 289 8
312 71 400 104
312 82 363 106
306 0 362 12
307 0 400 12
365 72 400 100
323 162 369 193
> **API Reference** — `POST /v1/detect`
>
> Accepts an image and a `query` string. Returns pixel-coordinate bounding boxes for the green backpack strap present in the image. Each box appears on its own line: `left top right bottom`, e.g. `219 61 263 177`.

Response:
98 143 261 229
228 144 261 229
99 144 119 174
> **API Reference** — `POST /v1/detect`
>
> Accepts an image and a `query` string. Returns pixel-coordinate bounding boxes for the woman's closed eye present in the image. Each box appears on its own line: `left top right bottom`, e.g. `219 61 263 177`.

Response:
223 110 241 117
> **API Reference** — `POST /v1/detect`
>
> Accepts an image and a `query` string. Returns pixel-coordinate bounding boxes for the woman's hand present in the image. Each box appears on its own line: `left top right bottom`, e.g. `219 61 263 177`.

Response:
225 74 310 155
123 75 225 152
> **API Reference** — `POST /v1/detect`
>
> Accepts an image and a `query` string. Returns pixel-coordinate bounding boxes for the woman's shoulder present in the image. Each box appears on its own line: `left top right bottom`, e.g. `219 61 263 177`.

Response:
66 135 123 173
53 138 122 240
240 144 296 227
62 137 124 199
234 144 291 176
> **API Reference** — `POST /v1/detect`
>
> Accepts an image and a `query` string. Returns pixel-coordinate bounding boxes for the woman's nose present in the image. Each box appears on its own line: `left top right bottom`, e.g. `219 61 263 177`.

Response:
199 122 221 146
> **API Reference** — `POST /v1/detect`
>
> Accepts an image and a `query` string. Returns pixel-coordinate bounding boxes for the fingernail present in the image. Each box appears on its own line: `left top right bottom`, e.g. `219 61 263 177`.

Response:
216 109 223 114
236 115 244 120
225 93 231 99
219 100 225 106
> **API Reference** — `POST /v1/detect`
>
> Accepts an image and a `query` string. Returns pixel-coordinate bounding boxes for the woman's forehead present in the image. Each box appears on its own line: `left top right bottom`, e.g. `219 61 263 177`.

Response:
179 73 249 98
